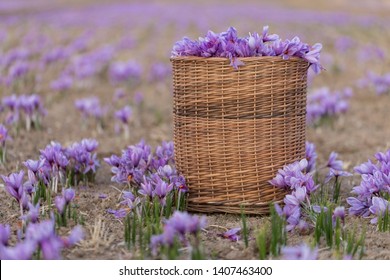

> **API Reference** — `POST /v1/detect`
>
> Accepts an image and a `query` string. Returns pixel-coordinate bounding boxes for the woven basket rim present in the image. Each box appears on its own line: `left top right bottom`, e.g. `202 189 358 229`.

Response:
170 55 306 63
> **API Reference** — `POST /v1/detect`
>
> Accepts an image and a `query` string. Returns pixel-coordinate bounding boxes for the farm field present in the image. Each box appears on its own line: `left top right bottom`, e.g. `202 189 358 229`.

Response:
0 0 390 260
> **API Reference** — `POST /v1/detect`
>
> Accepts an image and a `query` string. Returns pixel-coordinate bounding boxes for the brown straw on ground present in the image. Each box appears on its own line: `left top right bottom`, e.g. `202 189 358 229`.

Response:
171 56 309 214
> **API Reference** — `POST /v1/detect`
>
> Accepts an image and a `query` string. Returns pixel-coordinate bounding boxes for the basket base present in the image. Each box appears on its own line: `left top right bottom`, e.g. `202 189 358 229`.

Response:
186 200 284 215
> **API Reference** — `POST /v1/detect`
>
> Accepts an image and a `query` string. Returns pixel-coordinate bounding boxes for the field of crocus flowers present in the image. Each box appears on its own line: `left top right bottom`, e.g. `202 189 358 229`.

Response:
0 0 390 260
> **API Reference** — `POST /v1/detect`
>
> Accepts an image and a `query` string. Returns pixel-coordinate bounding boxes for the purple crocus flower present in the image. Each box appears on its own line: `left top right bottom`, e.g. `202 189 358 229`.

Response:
0 224 11 245
81 138 98 152
0 240 36 260
369 197 389 224
121 191 135 204
8 61 29 81
75 97 106 120
327 152 344 171
109 60 142 84
354 160 377 175
325 168 352 183
220 227 241 241
25 203 40 223
312 205 328 214
115 106 132 124
347 197 371 217
307 87 352 125
333 206 345 225
0 124 11 146
305 141 317 173
104 154 121 168
139 178 154 199
63 226 84 247
107 208 128 219
98 193 108 199
55 196 66 214
153 177 174 206
63 188 75 204
1 171 28 208
134 91 144 105
281 243 318 260
113 88 126 101
150 63 171 82
150 225 176 255
164 211 207 236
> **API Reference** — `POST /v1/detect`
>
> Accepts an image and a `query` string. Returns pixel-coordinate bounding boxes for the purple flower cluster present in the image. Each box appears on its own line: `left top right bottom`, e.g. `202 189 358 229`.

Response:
66 46 115 80
0 124 12 150
307 87 353 125
325 152 352 183
0 219 83 260
150 211 206 254
149 62 171 82
358 71 390 95
1 94 46 129
114 106 132 137
75 97 107 121
172 26 322 72
50 75 73 92
270 158 318 231
23 139 99 192
281 243 318 260
270 142 351 231
109 60 142 84
347 149 390 223
55 188 76 214
105 140 187 216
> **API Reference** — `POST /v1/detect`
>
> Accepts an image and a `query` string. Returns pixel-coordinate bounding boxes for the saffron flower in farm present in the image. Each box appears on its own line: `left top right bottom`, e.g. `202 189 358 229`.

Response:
0 220 84 260
359 71 390 95
281 243 318 260
172 26 322 72
1 94 46 130
74 97 107 128
307 87 352 125
151 211 207 257
220 227 241 241
347 149 390 224
0 124 12 163
114 105 132 138
109 60 142 84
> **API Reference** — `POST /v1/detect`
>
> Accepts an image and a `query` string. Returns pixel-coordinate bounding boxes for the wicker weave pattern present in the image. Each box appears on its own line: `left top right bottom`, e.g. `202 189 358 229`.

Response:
172 56 308 214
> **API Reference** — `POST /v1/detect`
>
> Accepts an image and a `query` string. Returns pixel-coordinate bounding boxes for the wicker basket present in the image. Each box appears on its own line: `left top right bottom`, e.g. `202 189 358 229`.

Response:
171 56 309 214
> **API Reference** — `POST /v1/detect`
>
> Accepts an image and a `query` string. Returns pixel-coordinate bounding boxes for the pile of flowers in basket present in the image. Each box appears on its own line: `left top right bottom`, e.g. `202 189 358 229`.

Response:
172 26 322 72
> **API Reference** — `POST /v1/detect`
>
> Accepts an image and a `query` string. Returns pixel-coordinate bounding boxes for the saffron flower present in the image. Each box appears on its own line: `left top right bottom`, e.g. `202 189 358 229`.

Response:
369 197 389 224
75 97 107 122
114 106 132 138
281 243 318 260
305 141 317 173
307 87 352 125
109 60 142 84
333 206 345 225
220 227 241 241
1 94 46 130
0 124 12 163
270 158 319 231
0 224 10 246
327 152 344 171
150 211 207 256
1 171 28 210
